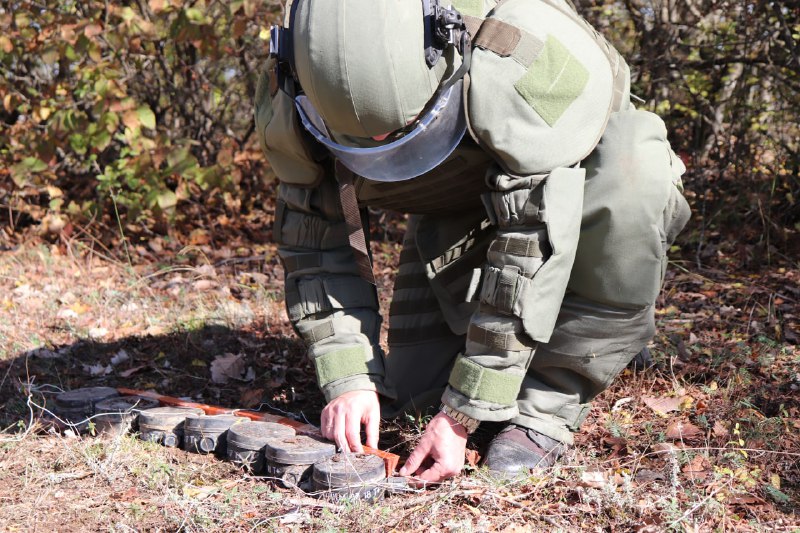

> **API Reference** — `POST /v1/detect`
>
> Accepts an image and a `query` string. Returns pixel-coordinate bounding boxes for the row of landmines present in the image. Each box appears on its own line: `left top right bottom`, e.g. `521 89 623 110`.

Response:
50 386 407 502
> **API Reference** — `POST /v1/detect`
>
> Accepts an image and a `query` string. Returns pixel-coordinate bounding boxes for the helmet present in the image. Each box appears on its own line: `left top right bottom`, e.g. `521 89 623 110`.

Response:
275 0 470 181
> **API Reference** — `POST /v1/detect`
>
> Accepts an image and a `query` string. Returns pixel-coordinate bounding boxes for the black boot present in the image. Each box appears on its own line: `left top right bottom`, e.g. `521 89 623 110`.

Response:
481 425 566 477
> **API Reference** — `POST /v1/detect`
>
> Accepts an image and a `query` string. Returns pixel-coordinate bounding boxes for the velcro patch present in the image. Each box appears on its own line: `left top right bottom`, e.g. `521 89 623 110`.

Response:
452 0 484 17
514 35 589 127
313 347 369 387
448 357 523 405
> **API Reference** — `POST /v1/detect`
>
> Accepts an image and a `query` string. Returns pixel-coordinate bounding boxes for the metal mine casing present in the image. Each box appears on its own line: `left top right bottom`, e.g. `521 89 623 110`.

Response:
312 453 386 503
93 396 160 435
182 414 244 455
264 435 336 488
138 406 205 447
54 387 120 431
226 421 296 474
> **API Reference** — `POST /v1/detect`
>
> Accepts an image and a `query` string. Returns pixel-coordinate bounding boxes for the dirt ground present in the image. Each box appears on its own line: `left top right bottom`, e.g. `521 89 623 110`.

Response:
0 226 798 531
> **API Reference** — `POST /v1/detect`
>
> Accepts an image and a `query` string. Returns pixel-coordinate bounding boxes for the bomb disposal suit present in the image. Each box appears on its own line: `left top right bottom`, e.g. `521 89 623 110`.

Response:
256 0 691 479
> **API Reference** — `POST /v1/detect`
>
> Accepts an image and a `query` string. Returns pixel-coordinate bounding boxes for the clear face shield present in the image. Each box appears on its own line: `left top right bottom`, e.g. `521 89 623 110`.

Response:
294 80 467 183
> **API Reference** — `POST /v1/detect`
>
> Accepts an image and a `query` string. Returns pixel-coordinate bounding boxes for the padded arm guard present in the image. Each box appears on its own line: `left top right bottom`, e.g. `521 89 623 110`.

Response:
256 60 394 402
276 179 395 402
442 165 585 421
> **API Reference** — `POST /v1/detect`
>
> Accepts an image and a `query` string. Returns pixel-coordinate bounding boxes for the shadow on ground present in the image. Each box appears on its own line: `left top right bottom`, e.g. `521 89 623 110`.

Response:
0 325 326 431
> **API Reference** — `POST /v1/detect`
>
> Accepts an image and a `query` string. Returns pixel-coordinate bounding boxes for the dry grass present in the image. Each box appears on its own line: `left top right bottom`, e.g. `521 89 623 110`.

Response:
0 241 798 532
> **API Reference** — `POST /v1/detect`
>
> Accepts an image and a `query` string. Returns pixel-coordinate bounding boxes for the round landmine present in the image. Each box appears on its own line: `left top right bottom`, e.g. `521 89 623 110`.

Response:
138 406 204 447
54 386 120 431
264 435 336 488
183 414 245 455
93 396 160 436
312 453 386 503
226 421 296 474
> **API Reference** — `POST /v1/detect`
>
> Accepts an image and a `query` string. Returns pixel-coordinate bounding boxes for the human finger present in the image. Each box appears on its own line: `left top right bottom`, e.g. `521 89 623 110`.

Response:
364 404 379 450
334 410 351 453
346 409 364 453
320 407 335 442
399 438 431 476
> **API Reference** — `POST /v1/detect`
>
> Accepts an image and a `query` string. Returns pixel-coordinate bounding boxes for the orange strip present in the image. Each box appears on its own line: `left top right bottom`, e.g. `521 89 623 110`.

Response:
118 387 399 475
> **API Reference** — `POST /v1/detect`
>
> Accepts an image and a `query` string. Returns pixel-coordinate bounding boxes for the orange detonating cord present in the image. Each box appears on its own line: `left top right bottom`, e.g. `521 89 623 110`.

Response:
117 387 399 476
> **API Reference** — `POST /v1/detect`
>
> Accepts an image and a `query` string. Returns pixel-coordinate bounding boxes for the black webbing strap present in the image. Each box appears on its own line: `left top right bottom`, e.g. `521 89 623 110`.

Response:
335 161 376 285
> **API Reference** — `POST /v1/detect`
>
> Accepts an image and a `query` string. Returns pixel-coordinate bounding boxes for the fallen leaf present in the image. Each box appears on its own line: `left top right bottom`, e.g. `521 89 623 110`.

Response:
119 365 149 378
728 493 764 505
682 454 710 474
634 469 665 482
665 420 703 441
193 279 218 292
88 327 108 339
110 350 129 366
57 309 79 320
69 302 91 315
182 480 237 500
712 421 729 438
465 449 480 467
239 388 265 409
652 442 676 454
579 469 608 489
612 397 633 411
210 353 247 384
642 395 693 415
84 363 112 376
111 487 140 501
189 229 211 246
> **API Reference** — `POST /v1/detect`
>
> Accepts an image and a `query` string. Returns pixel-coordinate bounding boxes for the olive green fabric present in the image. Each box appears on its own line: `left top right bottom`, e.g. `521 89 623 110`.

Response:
466 0 616 175
452 0 490 18
514 35 590 127
292 0 446 138
568 109 691 308
448 357 525 405
512 298 657 444
254 60 325 186
313 347 370 387
276 178 395 403
477 166 586 343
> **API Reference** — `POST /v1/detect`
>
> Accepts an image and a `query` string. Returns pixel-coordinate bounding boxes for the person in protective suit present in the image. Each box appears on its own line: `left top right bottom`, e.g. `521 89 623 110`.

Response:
255 0 691 483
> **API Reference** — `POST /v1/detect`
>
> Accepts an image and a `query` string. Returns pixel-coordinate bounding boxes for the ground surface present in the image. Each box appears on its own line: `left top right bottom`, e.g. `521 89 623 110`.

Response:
0 224 798 531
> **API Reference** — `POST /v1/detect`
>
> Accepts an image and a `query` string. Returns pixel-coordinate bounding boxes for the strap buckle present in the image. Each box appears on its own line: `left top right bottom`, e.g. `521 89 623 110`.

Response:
423 0 467 67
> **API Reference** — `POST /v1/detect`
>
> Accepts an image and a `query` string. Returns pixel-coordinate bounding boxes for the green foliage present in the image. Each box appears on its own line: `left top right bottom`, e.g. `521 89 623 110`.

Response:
0 0 279 231
1 0 798 257
577 0 799 260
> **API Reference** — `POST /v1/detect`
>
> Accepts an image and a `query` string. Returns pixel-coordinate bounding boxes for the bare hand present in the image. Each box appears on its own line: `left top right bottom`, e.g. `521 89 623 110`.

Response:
399 411 467 483
320 390 380 453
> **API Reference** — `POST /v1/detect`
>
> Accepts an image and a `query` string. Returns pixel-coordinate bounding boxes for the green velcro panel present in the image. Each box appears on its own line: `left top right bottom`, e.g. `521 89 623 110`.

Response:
452 0 484 17
490 236 551 258
468 324 535 352
514 35 589 127
313 347 370 387
303 322 335 344
448 358 523 405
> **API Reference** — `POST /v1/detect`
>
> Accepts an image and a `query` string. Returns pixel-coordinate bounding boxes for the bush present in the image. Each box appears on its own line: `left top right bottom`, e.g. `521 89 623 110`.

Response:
0 0 280 236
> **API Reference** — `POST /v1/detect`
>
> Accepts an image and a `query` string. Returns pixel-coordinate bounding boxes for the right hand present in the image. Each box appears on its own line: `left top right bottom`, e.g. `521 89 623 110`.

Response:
320 389 380 453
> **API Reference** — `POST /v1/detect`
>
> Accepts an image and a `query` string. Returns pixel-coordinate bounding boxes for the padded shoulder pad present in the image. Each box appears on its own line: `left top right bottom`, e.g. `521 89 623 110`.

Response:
466 0 615 175
254 60 327 187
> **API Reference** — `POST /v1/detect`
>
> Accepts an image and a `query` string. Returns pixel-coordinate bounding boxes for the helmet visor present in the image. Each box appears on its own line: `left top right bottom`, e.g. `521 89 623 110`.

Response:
295 81 467 182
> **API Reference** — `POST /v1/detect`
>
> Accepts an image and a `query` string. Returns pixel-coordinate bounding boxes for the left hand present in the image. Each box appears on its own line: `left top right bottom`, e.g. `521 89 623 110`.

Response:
399 411 467 483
